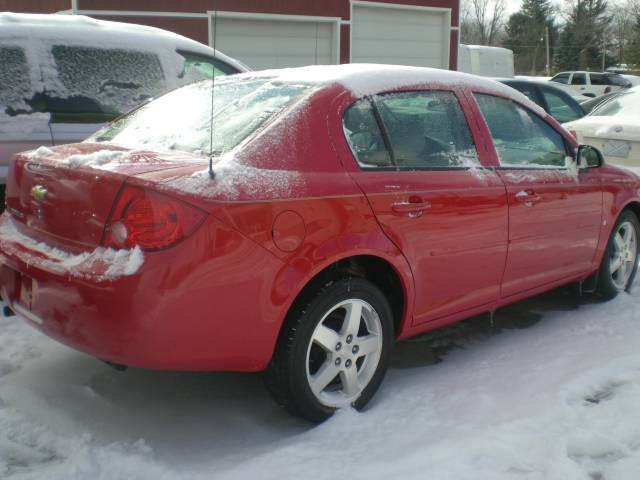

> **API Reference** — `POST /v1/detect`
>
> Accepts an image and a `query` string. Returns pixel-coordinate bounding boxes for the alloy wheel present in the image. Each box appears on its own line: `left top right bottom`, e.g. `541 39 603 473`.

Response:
305 299 383 408
610 220 638 290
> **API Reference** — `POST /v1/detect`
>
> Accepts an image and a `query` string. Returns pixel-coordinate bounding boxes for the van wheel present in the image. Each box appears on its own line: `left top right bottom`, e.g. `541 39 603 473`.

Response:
265 277 394 423
596 210 640 298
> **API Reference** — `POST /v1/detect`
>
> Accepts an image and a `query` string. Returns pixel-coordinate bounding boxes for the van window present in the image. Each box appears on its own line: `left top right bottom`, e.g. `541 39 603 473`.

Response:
0 46 31 115
176 50 239 84
551 73 570 84
571 73 586 85
51 45 166 117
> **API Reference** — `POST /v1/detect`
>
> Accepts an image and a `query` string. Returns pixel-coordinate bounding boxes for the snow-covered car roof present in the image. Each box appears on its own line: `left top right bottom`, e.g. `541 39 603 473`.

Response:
0 12 247 74
234 64 537 108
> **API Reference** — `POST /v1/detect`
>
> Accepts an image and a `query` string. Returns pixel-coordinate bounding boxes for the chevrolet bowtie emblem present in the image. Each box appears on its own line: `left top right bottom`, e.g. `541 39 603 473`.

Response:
30 185 48 202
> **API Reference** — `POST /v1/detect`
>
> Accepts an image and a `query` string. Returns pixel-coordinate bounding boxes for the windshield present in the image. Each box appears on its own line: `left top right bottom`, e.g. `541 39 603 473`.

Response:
90 77 312 155
590 90 640 117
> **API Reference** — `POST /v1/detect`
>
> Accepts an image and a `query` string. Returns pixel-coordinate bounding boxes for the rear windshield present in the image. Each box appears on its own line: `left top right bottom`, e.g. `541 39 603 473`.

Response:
590 90 640 117
91 77 312 155
0 45 31 114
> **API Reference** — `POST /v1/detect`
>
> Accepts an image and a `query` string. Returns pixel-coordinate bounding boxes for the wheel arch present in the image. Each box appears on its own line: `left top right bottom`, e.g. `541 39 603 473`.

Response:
272 253 413 356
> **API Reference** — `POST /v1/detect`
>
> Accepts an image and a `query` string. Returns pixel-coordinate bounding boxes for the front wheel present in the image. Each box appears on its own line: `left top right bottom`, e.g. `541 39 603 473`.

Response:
596 210 640 298
265 277 394 423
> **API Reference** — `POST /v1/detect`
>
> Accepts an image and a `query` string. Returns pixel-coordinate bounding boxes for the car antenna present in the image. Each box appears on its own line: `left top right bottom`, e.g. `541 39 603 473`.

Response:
208 3 218 180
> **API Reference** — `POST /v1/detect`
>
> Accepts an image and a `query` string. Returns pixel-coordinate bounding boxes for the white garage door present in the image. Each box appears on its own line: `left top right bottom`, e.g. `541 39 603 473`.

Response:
351 3 450 69
209 14 339 70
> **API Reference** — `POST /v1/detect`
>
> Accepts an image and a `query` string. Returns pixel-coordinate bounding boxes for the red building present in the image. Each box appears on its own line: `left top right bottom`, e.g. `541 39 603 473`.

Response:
4 0 460 70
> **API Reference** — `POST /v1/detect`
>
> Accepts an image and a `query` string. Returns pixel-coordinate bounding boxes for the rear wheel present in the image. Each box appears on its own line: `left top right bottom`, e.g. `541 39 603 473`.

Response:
265 277 394 422
596 210 640 298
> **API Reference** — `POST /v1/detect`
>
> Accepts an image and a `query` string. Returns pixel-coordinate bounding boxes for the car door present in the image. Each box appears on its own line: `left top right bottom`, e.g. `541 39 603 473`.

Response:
571 72 594 97
341 89 508 325
471 93 602 298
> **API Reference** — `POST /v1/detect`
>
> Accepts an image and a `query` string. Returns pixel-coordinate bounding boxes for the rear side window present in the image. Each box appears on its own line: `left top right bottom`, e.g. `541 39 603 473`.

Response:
375 91 479 169
571 73 586 85
0 46 31 115
474 93 567 168
590 73 606 85
551 73 570 84
51 45 166 117
540 89 583 123
343 100 393 168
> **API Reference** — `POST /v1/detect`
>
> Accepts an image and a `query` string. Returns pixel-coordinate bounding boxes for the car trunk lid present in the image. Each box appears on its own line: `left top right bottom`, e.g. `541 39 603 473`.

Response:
5 143 202 249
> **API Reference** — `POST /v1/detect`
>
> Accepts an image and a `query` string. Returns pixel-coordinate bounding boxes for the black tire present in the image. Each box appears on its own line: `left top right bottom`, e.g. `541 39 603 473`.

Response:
596 209 640 299
265 277 394 423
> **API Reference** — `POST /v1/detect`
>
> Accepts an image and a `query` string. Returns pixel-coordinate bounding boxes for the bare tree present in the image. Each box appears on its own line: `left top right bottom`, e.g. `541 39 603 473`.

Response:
461 0 507 46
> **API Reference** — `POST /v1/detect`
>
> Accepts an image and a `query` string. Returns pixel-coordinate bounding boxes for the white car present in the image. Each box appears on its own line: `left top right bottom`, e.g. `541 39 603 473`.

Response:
0 13 247 196
550 71 631 98
563 86 640 167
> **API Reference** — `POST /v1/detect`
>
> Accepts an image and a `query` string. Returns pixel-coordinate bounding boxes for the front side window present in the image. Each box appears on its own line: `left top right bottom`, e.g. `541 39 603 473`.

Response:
91 77 312 155
541 89 583 123
474 93 567 168
374 91 479 169
551 73 570 84
51 45 166 117
0 46 31 115
571 73 586 85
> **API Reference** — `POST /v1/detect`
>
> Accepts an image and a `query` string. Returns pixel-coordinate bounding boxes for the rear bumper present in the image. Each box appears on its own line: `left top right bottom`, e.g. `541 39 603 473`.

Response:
0 214 286 372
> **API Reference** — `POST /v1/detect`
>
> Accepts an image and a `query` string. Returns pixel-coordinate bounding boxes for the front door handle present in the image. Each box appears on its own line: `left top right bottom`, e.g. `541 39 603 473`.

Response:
391 200 431 217
515 190 541 207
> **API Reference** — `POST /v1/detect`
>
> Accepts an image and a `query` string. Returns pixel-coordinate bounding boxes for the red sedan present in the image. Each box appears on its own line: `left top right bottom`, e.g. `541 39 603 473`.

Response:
1 65 638 422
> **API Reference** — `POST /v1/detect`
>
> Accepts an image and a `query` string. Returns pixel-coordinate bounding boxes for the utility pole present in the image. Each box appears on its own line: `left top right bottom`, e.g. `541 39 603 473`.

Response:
602 38 606 72
545 26 550 76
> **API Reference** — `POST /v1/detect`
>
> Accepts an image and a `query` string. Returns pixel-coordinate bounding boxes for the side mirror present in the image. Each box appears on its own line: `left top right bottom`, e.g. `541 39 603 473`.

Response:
577 144 604 169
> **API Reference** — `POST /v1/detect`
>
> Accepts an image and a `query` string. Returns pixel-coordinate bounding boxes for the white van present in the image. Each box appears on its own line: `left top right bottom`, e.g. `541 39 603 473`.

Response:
457 44 515 78
0 13 247 194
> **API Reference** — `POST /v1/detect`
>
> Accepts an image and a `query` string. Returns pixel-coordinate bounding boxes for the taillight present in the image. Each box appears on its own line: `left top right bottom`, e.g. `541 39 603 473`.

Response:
102 185 207 251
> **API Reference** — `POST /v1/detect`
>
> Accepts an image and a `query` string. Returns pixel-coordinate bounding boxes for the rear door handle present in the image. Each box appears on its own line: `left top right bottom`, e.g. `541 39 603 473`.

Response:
515 190 541 207
391 200 431 217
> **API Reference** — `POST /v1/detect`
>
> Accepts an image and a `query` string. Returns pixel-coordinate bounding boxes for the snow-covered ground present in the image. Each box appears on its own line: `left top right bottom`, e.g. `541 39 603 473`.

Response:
1 282 640 480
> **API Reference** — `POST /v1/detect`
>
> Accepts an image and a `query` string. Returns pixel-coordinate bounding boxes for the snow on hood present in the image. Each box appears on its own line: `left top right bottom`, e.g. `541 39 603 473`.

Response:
0 216 143 282
564 115 640 141
233 64 544 115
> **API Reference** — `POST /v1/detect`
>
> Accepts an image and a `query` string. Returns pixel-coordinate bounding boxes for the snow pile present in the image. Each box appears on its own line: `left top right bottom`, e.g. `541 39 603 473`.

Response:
3 281 640 478
0 217 143 282
62 150 125 169
25 145 54 159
